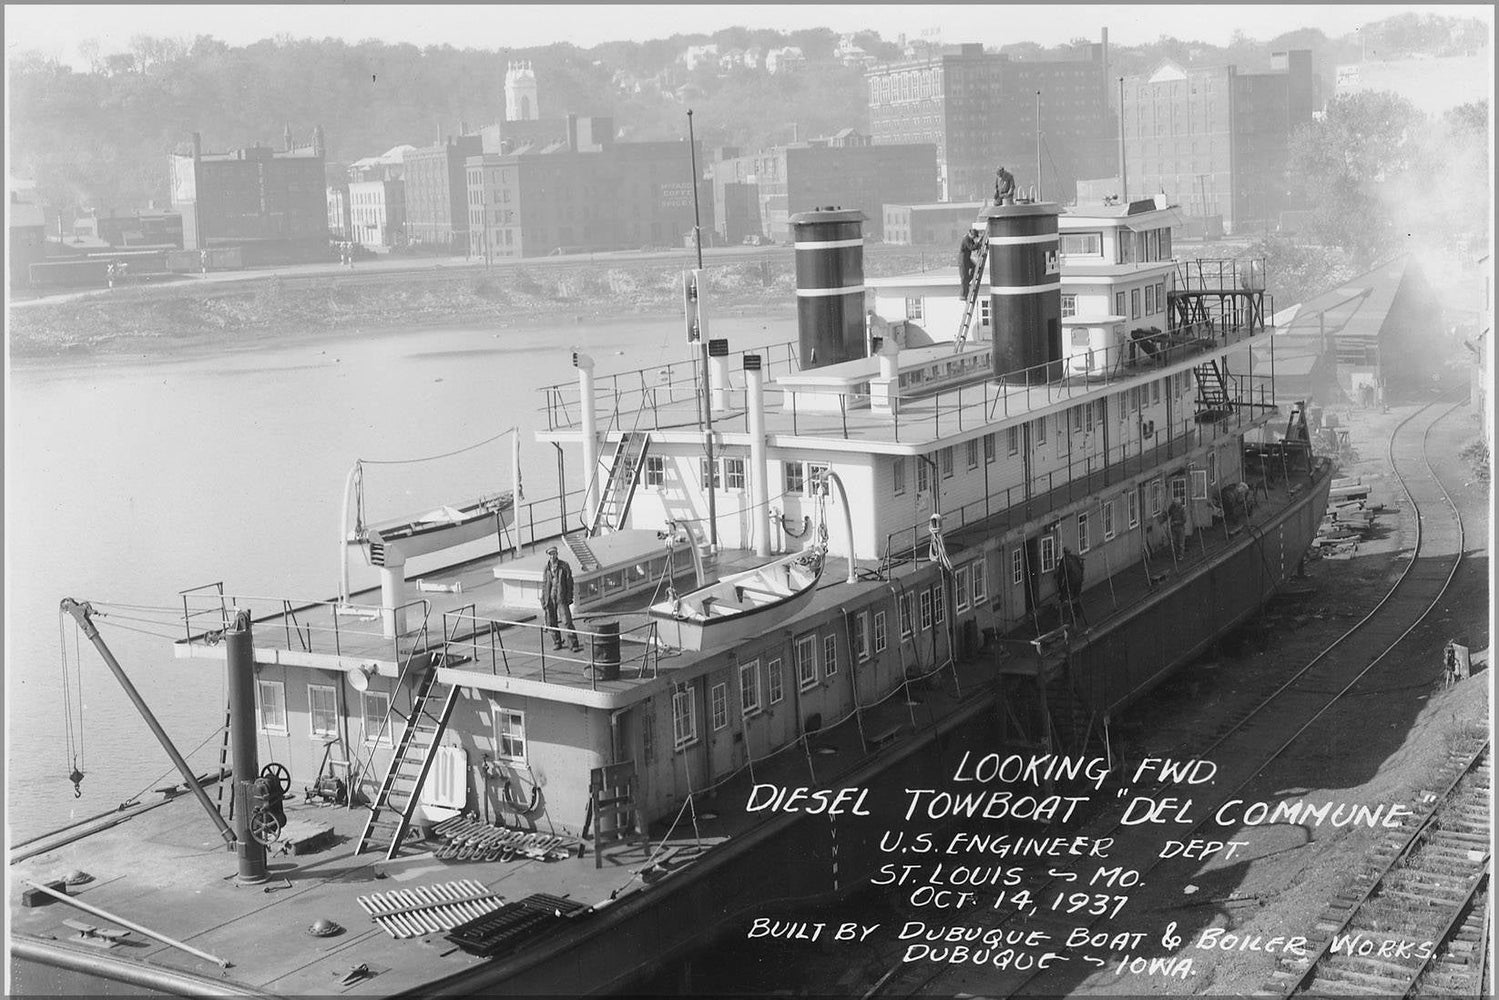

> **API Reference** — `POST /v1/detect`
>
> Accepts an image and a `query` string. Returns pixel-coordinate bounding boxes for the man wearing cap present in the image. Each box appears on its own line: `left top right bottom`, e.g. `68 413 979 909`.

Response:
541 546 582 651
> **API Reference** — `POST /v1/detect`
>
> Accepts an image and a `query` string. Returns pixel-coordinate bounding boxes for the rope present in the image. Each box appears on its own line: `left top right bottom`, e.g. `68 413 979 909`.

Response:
119 725 228 810
356 427 518 466
59 613 83 793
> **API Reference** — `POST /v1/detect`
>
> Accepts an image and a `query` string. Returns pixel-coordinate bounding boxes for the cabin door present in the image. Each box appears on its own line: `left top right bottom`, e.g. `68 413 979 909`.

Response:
1023 535 1043 617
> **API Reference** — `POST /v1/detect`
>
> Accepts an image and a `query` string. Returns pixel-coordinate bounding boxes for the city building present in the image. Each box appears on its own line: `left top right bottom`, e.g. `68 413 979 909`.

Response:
348 145 415 183
8 180 47 289
70 208 183 248
881 201 986 246
765 47 805 74
403 134 483 252
710 133 938 243
465 139 711 259
349 178 405 249
168 127 328 261
1114 50 1314 234
505 61 540 121
865 36 1113 203
327 183 351 241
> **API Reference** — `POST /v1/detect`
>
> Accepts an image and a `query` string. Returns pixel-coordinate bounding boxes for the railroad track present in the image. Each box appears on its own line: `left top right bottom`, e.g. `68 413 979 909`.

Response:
1267 742 1489 997
863 395 1471 999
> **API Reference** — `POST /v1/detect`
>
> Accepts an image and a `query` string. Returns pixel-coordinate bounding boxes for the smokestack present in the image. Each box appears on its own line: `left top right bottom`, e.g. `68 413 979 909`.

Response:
226 612 269 884
984 201 1062 384
790 208 868 370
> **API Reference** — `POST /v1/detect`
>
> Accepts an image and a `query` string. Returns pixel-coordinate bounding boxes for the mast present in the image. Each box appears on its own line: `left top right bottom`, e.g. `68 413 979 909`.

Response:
687 110 719 552
1035 90 1042 202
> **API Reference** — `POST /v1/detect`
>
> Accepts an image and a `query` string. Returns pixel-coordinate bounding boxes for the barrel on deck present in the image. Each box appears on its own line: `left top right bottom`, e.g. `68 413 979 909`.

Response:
589 621 621 681
985 202 1062 384
790 208 867 370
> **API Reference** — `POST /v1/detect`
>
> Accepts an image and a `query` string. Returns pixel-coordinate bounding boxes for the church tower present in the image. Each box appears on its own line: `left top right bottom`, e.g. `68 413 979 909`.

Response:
505 61 539 121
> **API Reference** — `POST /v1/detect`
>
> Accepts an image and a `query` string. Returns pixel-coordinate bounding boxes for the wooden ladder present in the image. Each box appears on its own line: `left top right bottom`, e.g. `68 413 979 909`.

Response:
953 231 990 350
590 761 648 869
353 670 462 859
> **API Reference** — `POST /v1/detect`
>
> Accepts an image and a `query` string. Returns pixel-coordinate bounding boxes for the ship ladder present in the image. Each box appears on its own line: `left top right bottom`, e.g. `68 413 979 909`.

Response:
586 431 652 536
1191 360 1231 413
953 232 991 351
353 669 462 859
214 700 233 820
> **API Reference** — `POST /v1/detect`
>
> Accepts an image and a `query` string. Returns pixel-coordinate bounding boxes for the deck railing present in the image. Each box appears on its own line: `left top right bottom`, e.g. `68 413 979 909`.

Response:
538 316 1273 446
177 585 433 663
439 609 661 689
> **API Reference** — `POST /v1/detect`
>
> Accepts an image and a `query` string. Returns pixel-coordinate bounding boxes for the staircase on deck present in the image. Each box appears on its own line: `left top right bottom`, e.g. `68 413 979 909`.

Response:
354 663 462 860
587 432 651 538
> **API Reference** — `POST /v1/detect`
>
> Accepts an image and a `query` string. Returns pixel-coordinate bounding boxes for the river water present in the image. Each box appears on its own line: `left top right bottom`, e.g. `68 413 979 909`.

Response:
6 313 796 844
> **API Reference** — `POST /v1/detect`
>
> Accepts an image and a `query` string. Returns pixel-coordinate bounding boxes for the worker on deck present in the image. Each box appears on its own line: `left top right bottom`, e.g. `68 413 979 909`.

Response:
1164 498 1187 557
541 546 583 652
957 228 982 300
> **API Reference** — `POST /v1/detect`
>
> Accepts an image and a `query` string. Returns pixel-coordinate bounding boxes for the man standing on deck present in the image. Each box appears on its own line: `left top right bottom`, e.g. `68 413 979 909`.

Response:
541 546 583 652
1164 498 1187 557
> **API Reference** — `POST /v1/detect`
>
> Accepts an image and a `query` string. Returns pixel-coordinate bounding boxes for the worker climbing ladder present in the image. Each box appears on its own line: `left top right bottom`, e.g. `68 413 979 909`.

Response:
954 230 990 351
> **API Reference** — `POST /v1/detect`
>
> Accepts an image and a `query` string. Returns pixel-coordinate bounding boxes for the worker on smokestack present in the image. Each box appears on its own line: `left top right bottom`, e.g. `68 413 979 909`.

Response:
957 228 982 300
994 165 1017 206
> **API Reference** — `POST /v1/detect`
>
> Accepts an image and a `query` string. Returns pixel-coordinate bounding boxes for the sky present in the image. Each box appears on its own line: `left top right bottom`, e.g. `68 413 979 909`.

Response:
6 4 1492 69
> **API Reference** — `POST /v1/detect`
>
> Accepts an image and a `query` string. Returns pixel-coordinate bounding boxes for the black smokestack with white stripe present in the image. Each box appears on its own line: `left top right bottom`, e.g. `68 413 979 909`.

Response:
790 207 866 370
985 201 1063 384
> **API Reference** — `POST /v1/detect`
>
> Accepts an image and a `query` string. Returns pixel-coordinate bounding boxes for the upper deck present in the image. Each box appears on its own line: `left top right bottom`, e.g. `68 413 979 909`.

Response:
537 315 1270 455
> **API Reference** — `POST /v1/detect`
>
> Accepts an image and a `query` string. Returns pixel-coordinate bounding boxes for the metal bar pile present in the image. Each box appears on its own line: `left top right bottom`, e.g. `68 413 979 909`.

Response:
431 815 577 862
445 893 588 957
356 879 506 939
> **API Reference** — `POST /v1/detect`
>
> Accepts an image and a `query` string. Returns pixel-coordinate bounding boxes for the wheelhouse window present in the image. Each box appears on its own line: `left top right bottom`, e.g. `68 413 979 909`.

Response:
1060 231 1102 256
673 684 698 749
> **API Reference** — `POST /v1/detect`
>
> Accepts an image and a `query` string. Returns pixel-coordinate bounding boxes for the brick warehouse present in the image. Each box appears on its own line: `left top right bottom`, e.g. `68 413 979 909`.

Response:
169 126 328 263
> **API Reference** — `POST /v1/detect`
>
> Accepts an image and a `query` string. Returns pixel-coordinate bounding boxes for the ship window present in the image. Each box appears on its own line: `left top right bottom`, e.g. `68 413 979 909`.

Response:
1131 289 1142 319
905 296 924 321
308 683 338 739
257 680 287 734
1171 476 1188 506
824 634 839 676
796 634 818 690
497 709 527 762
919 589 934 630
1007 426 1020 455
1145 284 1156 315
700 458 721 489
874 611 888 653
1103 501 1116 540
768 658 784 704
917 454 930 493
971 558 987 603
672 683 698 749
893 457 907 496
1072 406 1084 434
1060 232 1102 256
784 461 805 495
1061 295 1077 318
966 439 979 470
1035 415 1047 445
932 585 945 626
1012 547 1025 586
1077 511 1091 553
806 461 830 496
645 455 665 487
724 458 746 491
984 433 996 463
1128 488 1140 528
1191 470 1209 500
1040 532 1059 573
900 593 914 637
854 611 871 662
740 660 761 716
361 690 392 746
1150 479 1163 515
1153 379 1162 404
1157 280 1167 310
954 565 970 611
1114 291 1126 317
711 683 728 731
940 447 954 479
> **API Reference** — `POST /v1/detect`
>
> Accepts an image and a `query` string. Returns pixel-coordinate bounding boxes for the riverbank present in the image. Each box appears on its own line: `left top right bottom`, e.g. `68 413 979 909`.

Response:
8 251 926 363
